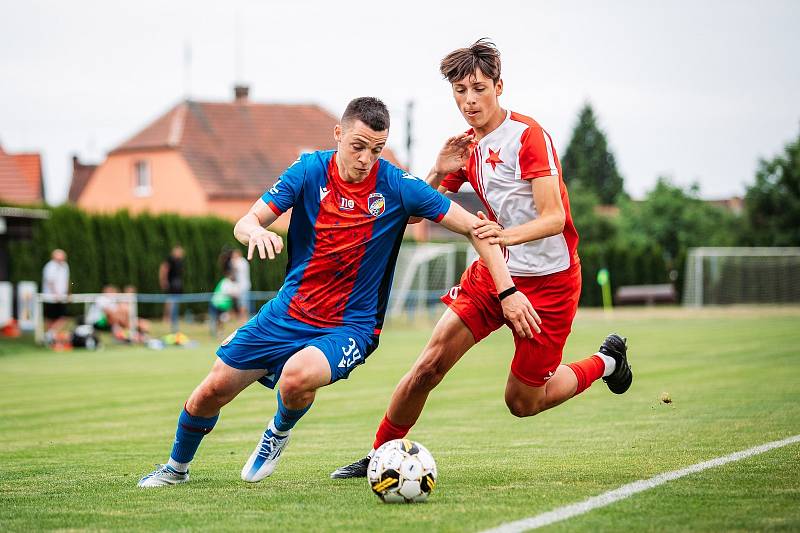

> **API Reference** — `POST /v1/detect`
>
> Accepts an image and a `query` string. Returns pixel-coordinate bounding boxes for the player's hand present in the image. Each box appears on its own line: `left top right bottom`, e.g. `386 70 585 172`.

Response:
473 211 509 246
500 291 541 338
433 133 475 176
247 227 284 260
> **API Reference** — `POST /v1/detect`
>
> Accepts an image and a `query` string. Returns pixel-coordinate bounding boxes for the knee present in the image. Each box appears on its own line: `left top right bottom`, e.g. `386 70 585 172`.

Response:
505 396 545 418
410 351 449 392
279 366 313 399
189 382 230 413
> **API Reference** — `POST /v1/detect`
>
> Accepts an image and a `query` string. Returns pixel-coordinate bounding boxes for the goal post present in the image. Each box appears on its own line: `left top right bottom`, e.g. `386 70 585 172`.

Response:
388 242 464 319
683 247 800 306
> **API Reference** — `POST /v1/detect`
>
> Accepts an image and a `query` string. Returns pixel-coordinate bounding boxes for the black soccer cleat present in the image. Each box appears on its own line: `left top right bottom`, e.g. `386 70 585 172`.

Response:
330 456 370 479
600 333 632 394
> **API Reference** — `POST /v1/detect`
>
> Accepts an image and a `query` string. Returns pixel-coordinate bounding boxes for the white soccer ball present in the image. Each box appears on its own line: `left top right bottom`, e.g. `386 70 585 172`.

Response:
368 439 437 503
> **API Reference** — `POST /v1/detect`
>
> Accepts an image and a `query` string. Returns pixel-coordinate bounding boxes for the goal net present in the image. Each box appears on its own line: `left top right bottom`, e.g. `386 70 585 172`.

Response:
683 247 800 306
388 243 463 319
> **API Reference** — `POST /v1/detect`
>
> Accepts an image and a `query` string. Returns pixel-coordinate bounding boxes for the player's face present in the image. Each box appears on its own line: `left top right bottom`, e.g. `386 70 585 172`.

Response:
334 120 388 183
451 69 504 132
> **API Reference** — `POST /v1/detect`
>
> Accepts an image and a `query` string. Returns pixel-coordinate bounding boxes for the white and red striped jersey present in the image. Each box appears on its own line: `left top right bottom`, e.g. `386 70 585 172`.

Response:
441 111 579 276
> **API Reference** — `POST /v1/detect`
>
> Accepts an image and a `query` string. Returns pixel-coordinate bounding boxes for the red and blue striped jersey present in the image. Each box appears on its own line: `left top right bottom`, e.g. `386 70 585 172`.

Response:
262 150 451 334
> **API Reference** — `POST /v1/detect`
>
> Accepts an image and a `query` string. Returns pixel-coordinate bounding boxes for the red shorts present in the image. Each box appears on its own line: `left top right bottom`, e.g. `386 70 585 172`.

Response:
441 260 581 387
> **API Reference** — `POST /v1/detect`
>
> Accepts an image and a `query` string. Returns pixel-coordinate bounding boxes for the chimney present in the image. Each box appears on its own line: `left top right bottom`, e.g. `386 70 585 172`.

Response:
234 84 249 103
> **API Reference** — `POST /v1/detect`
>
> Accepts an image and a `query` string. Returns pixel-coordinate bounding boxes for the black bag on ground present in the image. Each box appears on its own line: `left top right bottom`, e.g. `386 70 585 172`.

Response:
72 324 99 350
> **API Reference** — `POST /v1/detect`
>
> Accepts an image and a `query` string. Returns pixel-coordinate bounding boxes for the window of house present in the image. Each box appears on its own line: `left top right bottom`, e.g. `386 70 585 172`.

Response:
134 160 152 197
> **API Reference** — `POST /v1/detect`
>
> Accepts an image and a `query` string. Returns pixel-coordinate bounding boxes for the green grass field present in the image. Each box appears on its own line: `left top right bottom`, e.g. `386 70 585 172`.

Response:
2 307 799 532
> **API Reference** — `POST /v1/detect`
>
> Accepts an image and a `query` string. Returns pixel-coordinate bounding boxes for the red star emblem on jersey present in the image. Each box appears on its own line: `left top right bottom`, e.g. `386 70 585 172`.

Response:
485 148 504 171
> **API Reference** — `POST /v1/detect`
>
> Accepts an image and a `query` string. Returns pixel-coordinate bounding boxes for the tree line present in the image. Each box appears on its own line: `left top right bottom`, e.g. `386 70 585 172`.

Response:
561 103 800 305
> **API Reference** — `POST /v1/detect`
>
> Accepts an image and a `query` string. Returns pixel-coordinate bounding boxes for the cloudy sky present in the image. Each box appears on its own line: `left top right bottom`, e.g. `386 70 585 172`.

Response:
1 0 798 204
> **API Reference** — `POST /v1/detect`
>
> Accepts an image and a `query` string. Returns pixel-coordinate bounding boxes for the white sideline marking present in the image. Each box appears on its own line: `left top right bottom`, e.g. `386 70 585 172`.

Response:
481 434 800 533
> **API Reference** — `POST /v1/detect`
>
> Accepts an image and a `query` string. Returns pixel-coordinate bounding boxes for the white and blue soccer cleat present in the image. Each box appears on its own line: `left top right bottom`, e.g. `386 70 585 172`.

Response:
241 423 290 482
137 464 189 488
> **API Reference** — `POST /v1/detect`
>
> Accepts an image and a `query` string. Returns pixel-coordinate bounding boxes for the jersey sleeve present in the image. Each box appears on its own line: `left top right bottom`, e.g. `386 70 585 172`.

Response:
399 172 452 222
519 126 560 180
260 156 306 215
440 168 468 193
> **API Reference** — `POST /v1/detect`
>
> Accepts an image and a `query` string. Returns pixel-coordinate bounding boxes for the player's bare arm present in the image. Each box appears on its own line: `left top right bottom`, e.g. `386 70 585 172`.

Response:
472 175 566 246
438 201 541 338
233 199 285 260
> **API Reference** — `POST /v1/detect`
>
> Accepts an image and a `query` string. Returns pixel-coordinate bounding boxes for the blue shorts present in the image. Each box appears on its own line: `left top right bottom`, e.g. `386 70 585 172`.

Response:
216 298 379 389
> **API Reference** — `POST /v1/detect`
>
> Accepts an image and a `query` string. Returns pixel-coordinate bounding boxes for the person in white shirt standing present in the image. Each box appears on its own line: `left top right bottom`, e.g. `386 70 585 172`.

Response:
42 249 70 336
230 249 251 319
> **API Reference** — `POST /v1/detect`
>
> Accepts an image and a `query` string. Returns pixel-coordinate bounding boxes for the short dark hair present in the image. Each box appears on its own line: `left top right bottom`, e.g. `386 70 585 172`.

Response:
440 38 501 84
341 97 390 131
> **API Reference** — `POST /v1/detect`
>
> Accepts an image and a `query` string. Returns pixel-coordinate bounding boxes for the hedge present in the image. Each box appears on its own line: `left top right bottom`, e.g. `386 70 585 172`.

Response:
8 206 288 317
8 205 673 314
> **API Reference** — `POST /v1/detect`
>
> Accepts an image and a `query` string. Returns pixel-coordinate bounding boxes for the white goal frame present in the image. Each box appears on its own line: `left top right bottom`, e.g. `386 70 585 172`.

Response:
388 243 459 318
683 247 800 306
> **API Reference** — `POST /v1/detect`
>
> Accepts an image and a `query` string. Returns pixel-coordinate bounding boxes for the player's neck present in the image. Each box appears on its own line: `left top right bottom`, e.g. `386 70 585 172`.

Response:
334 153 368 184
473 107 507 140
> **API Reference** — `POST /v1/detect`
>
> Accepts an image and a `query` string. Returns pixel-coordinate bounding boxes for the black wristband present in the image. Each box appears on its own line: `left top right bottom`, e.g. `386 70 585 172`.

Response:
498 286 518 301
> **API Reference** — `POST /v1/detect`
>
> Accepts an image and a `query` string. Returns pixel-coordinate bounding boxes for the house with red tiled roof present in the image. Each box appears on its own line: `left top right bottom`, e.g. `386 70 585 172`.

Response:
0 144 44 205
68 155 97 204
76 86 402 228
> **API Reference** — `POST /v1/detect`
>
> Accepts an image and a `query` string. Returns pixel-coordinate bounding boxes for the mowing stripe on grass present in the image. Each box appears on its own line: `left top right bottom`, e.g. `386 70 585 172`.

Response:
482 434 800 533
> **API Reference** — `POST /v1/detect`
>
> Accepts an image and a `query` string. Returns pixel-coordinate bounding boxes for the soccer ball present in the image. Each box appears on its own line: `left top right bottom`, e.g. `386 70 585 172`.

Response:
368 439 437 503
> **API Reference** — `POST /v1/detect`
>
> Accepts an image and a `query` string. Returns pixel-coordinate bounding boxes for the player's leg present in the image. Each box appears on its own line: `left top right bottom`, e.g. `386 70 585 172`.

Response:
330 308 476 479
383 308 475 430
503 265 631 416
138 358 265 487
241 345 333 482
504 334 631 416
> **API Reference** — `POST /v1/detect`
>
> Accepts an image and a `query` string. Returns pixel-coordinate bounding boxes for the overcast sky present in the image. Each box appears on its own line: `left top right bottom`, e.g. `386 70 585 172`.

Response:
1 0 798 204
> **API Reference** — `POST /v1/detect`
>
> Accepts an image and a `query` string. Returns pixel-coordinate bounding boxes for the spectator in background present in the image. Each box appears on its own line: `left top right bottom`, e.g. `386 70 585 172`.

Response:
42 249 70 338
209 269 240 337
117 285 152 340
231 248 251 319
85 284 120 333
159 245 184 333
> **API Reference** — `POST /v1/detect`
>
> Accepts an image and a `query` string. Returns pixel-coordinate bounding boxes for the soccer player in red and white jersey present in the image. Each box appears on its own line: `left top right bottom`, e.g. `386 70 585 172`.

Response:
331 39 633 479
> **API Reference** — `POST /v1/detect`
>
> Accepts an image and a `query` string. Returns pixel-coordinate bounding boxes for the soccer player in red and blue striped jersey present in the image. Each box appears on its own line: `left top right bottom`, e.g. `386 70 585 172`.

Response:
138 97 540 487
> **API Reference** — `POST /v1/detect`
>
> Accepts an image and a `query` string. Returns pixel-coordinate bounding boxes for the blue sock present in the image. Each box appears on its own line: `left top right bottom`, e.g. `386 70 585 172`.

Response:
273 391 312 432
169 407 219 467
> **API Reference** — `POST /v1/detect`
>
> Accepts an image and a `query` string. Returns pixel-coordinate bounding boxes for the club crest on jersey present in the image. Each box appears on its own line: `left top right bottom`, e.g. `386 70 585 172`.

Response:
368 193 385 217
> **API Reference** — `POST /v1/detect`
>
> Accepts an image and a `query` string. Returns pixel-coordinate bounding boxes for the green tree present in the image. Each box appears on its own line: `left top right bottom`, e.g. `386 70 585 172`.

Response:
617 177 743 295
567 182 617 246
743 126 800 245
562 103 626 204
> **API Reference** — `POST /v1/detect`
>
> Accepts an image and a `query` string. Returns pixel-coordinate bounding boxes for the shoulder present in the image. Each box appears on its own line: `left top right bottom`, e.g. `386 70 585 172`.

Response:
510 111 558 152
380 158 425 185
509 111 539 128
510 111 548 138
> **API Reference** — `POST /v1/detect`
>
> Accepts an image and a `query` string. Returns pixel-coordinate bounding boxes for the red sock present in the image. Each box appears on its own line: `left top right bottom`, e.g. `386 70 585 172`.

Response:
567 355 605 396
372 414 413 450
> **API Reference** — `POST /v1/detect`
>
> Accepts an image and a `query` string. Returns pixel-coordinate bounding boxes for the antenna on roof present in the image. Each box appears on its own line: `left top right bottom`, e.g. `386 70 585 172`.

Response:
406 100 414 171
183 39 192 100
